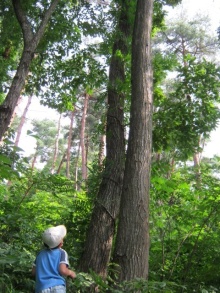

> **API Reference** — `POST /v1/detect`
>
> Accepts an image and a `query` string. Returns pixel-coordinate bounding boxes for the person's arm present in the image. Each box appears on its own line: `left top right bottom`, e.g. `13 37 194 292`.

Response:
59 263 76 279
32 266 36 276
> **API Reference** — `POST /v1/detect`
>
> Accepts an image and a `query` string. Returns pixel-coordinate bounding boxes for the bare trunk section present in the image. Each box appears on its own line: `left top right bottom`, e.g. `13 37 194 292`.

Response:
51 114 62 174
113 0 153 281
14 95 32 147
0 0 60 141
78 0 131 277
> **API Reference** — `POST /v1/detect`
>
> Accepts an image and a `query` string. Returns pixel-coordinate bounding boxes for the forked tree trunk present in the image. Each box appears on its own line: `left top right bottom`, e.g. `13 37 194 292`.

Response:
0 0 60 141
113 0 153 281
78 0 131 276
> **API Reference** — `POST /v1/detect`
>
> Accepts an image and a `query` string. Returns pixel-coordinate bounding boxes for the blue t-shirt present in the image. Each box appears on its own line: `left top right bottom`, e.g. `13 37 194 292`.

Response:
33 248 69 293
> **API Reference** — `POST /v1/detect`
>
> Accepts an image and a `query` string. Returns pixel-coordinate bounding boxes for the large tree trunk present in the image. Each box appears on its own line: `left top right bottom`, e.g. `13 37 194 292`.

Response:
78 0 131 277
113 0 153 281
0 0 59 141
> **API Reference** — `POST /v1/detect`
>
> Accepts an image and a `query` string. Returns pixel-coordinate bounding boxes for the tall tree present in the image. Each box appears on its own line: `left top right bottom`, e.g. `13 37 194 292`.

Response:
152 14 220 165
0 0 60 141
113 0 153 281
79 0 132 276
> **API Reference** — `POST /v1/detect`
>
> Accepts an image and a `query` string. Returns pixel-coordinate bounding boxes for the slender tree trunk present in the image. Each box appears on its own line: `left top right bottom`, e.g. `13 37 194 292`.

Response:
75 140 81 191
193 138 201 188
85 134 89 175
31 153 37 170
66 110 75 178
78 0 131 276
56 152 66 174
51 114 61 174
0 0 59 141
113 0 153 281
14 95 32 147
80 93 89 181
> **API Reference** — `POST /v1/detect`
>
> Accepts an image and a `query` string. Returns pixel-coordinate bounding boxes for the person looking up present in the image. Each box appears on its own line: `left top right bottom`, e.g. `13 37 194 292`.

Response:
32 225 76 293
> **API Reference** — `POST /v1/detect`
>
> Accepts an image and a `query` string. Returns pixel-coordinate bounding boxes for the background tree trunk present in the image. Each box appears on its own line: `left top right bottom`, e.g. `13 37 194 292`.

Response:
56 152 66 175
14 96 30 147
31 152 38 170
113 0 153 281
66 110 75 178
51 113 61 174
80 93 89 181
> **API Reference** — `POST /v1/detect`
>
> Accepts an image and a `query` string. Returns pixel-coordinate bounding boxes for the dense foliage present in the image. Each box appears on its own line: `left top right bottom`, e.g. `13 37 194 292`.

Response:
1 147 220 292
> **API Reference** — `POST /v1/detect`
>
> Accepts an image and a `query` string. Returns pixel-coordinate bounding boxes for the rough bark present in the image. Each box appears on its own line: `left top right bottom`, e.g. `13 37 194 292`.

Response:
113 0 153 281
78 0 131 276
0 0 60 141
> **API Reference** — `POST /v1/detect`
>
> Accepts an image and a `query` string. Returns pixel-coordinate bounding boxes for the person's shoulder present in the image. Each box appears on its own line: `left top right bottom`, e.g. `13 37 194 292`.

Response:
59 248 68 255
59 248 69 264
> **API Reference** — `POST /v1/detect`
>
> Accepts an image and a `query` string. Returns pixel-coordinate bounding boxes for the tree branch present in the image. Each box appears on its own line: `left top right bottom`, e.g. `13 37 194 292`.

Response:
12 0 60 48
34 0 60 46
12 0 33 44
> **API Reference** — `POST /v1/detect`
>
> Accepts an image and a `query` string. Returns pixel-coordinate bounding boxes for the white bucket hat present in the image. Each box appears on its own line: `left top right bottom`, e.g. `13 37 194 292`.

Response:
42 225 67 248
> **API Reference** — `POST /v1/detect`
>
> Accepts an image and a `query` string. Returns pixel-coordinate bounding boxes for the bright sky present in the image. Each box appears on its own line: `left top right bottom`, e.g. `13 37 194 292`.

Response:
169 0 220 27
16 0 220 158
181 0 220 29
